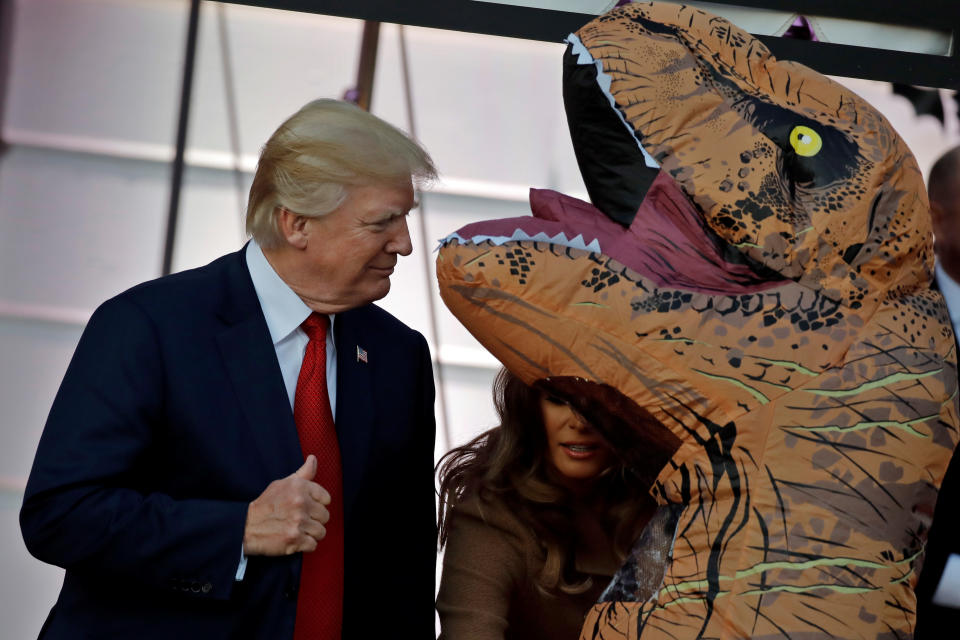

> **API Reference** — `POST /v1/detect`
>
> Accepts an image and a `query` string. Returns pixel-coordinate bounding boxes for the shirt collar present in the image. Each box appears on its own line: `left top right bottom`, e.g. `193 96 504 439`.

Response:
936 263 960 321
245 240 334 344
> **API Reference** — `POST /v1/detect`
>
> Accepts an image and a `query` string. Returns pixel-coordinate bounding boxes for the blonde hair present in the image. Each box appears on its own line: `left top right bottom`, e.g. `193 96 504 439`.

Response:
246 99 436 248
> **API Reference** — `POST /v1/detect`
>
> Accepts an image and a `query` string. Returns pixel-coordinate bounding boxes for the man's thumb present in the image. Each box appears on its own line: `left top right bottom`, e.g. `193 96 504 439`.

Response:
294 454 317 480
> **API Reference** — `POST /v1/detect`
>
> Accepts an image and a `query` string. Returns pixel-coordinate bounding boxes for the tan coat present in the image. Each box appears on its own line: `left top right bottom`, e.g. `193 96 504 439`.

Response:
436 496 621 640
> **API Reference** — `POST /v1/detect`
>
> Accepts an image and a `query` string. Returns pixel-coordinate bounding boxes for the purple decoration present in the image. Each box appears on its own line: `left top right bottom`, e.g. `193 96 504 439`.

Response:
783 16 818 42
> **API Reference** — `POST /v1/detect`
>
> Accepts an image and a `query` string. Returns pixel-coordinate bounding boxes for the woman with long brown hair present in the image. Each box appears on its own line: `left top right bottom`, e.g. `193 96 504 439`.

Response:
436 369 655 639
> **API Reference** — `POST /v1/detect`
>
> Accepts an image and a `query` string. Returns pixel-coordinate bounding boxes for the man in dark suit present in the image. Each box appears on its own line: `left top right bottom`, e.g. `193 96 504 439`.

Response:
20 99 438 639
918 145 960 635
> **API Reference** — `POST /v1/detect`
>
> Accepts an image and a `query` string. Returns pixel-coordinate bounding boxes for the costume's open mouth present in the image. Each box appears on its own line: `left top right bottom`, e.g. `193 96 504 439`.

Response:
439 170 785 295
439 31 791 295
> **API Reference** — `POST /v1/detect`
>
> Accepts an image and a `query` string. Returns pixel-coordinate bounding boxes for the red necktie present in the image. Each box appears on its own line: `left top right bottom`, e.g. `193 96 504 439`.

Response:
293 313 344 640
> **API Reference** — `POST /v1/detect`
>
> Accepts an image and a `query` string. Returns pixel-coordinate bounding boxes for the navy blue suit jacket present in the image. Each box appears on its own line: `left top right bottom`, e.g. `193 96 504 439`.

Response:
915 276 960 635
20 248 437 639
916 445 960 636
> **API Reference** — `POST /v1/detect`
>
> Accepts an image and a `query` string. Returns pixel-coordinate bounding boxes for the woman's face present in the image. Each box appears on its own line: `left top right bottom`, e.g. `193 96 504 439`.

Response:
539 393 613 488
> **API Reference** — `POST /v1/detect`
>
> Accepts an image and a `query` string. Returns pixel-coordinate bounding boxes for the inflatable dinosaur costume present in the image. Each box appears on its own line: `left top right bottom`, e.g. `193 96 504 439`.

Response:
436 2 959 638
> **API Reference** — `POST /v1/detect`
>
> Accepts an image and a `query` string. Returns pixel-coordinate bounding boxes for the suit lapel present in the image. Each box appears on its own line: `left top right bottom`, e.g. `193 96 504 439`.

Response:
216 249 303 481
334 308 376 520
212 249 378 510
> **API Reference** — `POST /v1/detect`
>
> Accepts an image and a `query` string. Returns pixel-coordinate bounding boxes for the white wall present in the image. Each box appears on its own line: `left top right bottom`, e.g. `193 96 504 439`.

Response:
1 0 958 636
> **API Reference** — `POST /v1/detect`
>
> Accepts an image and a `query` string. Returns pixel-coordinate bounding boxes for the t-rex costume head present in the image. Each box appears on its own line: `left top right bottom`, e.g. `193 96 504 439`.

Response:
436 2 959 638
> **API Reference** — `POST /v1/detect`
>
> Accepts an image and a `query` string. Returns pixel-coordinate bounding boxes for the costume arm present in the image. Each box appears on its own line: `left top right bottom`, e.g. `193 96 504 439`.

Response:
19 296 248 600
436 500 525 640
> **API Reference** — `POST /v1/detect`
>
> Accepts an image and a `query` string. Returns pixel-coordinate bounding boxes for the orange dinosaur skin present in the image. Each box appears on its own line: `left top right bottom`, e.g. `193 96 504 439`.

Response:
437 3 957 639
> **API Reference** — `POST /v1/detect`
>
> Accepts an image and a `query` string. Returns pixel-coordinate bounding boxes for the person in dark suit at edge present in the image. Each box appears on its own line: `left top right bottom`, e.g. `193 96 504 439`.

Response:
20 99 438 639
917 144 960 636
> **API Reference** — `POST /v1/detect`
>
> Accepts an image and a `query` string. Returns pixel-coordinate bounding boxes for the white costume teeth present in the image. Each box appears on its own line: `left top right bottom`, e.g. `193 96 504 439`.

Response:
565 32 661 171
438 229 601 253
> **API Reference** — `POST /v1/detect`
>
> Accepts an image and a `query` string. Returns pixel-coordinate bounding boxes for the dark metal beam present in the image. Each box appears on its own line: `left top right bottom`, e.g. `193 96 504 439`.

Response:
223 0 960 89
0 0 17 155
354 21 381 112
163 0 202 276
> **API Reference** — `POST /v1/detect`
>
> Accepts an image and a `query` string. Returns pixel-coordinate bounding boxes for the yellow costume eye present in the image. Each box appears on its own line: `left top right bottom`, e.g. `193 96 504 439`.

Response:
789 125 822 157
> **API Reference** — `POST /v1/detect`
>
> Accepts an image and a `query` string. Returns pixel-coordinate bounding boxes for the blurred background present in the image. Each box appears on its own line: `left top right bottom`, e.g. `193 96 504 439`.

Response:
0 1 957 636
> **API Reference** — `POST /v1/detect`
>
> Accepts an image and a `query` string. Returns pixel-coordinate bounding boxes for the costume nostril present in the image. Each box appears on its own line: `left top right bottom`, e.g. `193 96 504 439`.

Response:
842 242 863 265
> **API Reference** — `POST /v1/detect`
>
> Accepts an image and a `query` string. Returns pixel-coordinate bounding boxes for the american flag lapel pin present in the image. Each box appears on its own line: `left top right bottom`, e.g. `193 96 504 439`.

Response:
356 345 368 363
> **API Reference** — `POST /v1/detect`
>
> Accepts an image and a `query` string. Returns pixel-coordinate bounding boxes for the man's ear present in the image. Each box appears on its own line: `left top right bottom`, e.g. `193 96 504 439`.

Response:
275 207 309 250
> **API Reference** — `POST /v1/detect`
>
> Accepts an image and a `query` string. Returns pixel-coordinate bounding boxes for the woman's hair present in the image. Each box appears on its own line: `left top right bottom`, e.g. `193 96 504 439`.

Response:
245 99 436 248
437 369 654 595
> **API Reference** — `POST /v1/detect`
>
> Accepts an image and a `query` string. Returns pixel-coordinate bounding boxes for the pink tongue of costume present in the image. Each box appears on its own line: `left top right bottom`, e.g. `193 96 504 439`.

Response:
453 172 787 295
533 171 788 294
611 171 788 294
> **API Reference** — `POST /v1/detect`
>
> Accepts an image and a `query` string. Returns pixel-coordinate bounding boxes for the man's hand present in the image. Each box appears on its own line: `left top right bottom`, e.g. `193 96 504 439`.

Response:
243 455 331 556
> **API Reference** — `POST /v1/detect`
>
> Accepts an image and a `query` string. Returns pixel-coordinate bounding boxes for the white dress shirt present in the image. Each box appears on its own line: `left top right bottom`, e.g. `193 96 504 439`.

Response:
933 263 960 608
937 263 960 337
235 240 338 579
245 240 337 416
